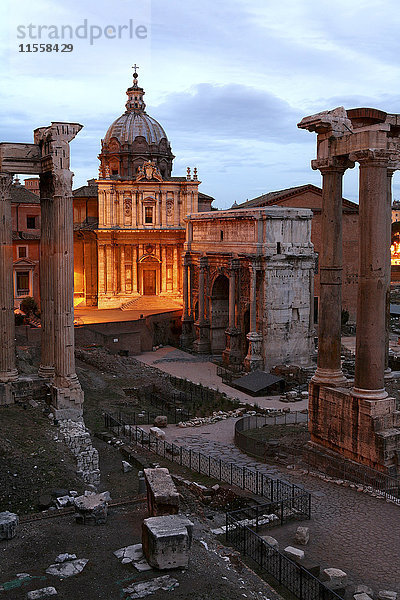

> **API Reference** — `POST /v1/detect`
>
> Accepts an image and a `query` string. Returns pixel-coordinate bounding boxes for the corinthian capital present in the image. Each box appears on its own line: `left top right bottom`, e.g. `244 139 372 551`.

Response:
350 149 391 166
312 156 355 173
53 169 73 197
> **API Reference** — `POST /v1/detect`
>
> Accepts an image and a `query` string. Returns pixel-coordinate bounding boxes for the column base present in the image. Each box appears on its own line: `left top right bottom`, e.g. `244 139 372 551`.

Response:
311 367 347 387
352 386 388 400
222 328 242 366
193 321 211 354
0 383 15 406
384 367 394 381
244 332 263 372
38 365 55 379
180 316 194 349
309 381 399 472
0 369 18 383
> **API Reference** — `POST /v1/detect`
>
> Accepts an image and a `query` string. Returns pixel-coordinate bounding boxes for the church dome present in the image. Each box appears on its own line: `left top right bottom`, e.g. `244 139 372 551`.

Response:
99 68 174 180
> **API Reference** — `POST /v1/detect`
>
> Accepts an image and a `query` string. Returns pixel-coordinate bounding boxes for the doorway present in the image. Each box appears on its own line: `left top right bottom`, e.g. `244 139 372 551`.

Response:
143 269 156 295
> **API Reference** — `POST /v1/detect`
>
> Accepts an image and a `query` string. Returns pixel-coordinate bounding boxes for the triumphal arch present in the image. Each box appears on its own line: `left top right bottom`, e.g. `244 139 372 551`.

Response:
0 122 84 418
299 106 400 474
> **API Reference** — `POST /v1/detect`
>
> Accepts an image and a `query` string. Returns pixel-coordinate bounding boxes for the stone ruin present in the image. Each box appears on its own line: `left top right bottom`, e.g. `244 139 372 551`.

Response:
298 106 400 474
0 122 84 419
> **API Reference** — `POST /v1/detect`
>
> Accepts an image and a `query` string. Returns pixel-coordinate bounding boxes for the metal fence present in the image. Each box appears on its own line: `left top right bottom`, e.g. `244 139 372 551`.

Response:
304 447 400 501
104 411 310 504
235 412 308 461
226 504 342 600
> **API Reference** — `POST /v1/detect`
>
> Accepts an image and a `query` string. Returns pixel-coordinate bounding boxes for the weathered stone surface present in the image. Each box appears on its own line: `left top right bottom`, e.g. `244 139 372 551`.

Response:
27 587 58 599
378 591 397 600
283 546 304 563
262 535 279 549
113 543 151 571
46 558 88 578
122 460 133 473
154 415 167 428
149 427 166 440
294 526 310 545
354 586 374 598
354 593 374 600
74 493 108 525
55 553 77 563
144 468 179 516
142 514 193 570
0 511 19 539
322 568 348 589
123 575 179 598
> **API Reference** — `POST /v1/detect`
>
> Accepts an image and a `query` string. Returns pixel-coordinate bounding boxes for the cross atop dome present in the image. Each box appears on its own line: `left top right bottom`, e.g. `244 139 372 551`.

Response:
126 64 146 112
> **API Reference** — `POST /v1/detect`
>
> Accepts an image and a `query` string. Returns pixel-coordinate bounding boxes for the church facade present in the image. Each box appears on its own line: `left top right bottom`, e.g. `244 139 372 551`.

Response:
73 70 213 309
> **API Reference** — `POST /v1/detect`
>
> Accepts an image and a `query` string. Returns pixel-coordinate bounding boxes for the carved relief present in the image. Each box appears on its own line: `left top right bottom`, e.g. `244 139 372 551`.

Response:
0 173 13 201
124 198 132 215
167 200 173 217
53 170 73 197
136 161 163 182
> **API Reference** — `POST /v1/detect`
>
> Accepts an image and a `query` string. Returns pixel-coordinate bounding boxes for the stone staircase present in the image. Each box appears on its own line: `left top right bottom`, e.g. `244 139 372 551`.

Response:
120 296 183 312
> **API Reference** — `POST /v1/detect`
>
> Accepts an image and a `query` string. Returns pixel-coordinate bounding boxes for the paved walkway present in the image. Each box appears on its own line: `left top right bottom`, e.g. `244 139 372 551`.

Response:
142 417 400 594
136 346 308 410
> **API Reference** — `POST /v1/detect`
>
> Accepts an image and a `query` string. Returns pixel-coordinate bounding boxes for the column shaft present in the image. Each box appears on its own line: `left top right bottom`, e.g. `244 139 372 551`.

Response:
183 259 189 319
354 154 390 398
249 266 257 332
173 246 178 291
228 269 236 329
313 163 347 386
0 173 17 382
38 179 55 377
120 245 125 293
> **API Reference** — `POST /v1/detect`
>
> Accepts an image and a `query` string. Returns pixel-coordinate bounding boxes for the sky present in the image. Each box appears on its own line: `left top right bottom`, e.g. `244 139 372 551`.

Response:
1 0 400 208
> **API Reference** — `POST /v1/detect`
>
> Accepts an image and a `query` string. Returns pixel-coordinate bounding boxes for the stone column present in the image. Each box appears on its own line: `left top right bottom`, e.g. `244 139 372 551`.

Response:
193 256 210 353
353 150 390 399
174 194 179 226
0 173 18 389
244 262 263 371
106 244 113 293
312 157 351 386
38 172 55 378
120 245 125 294
180 254 194 347
223 259 241 365
384 167 396 379
173 246 178 292
98 244 105 294
161 246 167 293
51 169 84 417
162 191 167 226
132 245 138 294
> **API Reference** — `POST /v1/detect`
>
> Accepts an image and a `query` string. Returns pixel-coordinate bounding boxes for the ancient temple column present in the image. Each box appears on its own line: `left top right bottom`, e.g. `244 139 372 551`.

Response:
312 158 351 386
193 256 210 353
181 254 194 347
384 167 396 379
38 173 55 378
353 150 391 399
244 262 263 371
51 168 83 416
223 259 241 365
0 173 18 385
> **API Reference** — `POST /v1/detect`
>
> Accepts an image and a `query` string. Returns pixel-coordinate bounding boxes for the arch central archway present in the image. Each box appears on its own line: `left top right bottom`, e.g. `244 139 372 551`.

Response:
139 255 160 295
210 274 229 354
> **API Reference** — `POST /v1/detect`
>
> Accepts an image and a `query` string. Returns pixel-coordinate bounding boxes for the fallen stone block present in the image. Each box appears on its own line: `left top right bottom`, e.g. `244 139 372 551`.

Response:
144 468 179 516
55 553 77 563
46 558 88 578
354 585 374 598
154 415 168 428
149 427 166 440
283 546 304 563
354 593 374 600
0 511 19 540
294 526 310 545
74 493 108 525
113 543 151 571
123 575 178 598
122 460 133 473
142 514 193 570
27 587 58 599
378 592 397 600
322 568 348 590
262 535 279 550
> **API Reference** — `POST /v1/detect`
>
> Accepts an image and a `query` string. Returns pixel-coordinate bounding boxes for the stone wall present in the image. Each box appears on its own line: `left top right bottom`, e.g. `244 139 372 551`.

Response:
58 419 100 486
